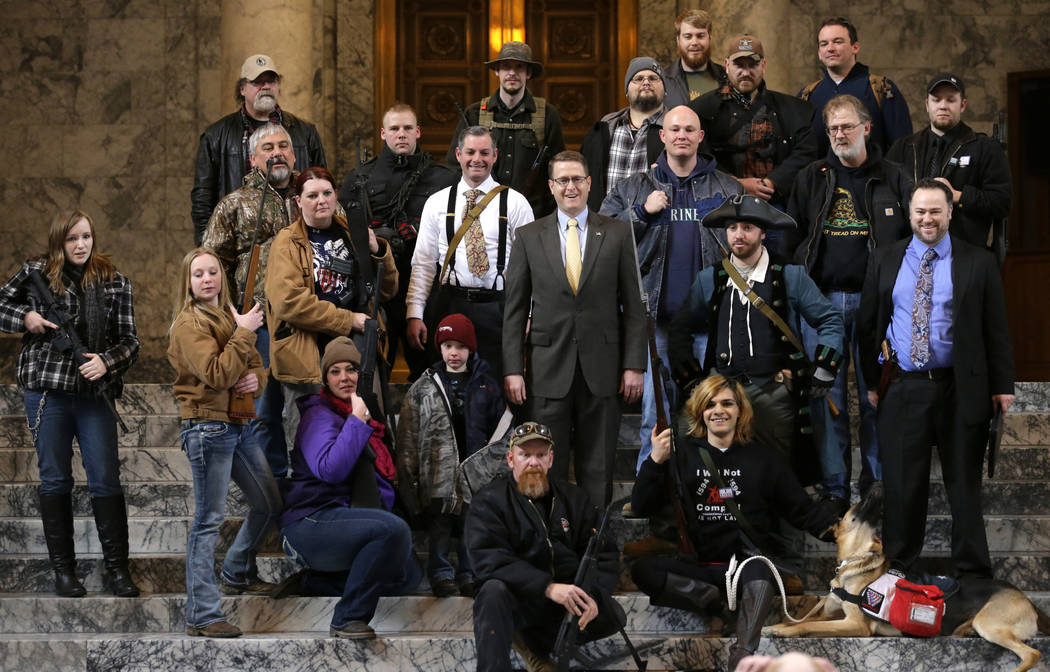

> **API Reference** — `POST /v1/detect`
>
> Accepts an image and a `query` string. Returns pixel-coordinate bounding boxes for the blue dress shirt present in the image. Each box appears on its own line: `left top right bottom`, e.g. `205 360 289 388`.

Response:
887 234 954 371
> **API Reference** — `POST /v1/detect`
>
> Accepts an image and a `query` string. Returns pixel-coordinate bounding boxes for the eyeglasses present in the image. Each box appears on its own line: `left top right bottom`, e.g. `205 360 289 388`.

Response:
512 422 552 438
551 176 588 187
826 122 861 135
630 75 662 85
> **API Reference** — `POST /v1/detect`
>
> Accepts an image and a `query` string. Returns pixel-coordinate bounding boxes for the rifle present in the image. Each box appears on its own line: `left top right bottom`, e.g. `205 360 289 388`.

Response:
648 318 699 559
355 257 386 425
230 157 277 420
552 497 647 672
26 269 128 433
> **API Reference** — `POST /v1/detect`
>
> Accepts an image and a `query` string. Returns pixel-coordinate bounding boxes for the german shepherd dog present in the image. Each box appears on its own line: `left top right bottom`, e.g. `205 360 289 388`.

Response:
764 485 1050 672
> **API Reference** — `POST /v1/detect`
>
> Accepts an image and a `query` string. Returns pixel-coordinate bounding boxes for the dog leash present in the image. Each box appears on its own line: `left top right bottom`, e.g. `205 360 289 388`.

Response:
725 553 808 624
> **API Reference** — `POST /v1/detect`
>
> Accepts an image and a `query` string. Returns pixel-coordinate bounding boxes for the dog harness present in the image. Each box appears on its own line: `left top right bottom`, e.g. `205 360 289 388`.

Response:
833 569 902 622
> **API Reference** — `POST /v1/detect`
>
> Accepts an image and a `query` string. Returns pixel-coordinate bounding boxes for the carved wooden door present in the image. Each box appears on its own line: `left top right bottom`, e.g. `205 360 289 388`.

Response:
396 0 492 158
524 0 623 150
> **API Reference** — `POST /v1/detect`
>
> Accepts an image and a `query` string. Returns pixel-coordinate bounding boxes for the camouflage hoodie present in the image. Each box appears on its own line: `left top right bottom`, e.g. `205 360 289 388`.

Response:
201 168 302 307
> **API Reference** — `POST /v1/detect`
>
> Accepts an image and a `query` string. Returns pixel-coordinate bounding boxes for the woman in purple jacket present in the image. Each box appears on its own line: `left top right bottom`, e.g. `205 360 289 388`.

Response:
279 336 419 639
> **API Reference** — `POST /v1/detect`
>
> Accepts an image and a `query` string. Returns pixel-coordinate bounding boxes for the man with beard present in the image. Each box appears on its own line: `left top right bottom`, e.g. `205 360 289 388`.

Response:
798 18 912 155
446 42 565 218
192 54 327 244
580 57 668 212
600 105 741 471
338 104 457 379
886 74 1012 252
663 9 727 109
690 35 819 256
786 94 912 514
466 422 624 672
668 195 843 467
408 127 533 380
858 179 1014 579
203 123 343 480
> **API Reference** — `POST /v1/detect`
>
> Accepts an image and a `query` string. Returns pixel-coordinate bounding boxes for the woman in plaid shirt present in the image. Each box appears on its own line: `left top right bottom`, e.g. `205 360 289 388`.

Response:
0 210 140 598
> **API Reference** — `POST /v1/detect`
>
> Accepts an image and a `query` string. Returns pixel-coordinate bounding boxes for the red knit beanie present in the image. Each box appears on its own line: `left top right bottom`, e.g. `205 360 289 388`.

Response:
434 313 477 352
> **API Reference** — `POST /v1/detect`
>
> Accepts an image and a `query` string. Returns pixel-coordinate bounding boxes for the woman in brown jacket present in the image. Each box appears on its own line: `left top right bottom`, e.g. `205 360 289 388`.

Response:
264 167 397 448
168 247 282 638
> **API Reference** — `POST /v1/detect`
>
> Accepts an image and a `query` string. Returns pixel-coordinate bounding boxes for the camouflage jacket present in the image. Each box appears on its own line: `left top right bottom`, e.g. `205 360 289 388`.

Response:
201 169 344 307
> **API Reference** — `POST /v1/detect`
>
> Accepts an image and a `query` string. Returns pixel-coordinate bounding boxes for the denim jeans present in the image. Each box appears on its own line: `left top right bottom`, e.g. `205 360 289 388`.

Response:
800 290 880 499
25 389 122 497
637 326 707 472
181 420 281 628
249 326 287 479
427 500 472 583
281 506 420 628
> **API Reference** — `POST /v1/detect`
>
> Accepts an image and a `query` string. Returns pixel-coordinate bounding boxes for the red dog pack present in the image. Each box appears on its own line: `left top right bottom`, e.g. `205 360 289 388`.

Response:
888 578 945 637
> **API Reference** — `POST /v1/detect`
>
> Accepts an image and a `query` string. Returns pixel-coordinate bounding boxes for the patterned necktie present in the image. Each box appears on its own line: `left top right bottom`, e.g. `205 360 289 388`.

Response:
463 188 489 278
910 247 938 368
565 218 582 294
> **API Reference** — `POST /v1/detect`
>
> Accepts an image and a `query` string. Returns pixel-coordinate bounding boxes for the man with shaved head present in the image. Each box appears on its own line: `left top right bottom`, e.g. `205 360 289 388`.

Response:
601 105 743 473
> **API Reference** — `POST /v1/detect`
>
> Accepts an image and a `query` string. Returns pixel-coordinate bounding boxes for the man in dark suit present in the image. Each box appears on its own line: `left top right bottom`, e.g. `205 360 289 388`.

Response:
859 178 1015 579
503 150 648 507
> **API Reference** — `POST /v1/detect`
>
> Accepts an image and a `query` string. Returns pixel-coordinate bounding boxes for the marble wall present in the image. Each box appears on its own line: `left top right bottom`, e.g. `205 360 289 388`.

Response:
1 0 1048 381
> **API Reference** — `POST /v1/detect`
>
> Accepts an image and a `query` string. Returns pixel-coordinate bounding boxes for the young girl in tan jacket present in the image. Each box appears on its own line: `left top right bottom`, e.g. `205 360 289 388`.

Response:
168 247 281 637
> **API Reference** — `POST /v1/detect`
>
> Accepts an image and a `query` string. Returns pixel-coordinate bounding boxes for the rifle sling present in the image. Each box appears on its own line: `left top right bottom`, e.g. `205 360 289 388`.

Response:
695 441 773 553
720 256 808 360
440 185 509 286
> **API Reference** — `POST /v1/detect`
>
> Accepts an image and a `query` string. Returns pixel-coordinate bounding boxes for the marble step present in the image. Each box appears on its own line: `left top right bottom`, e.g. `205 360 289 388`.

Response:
2 631 1050 672
2 591 1049 637
0 593 721 636
2 511 1047 557
0 384 180 417
6 544 1050 596
6 473 1049 522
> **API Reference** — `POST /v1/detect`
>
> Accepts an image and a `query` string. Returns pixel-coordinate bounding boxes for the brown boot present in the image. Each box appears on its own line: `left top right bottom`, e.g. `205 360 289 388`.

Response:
623 535 677 557
512 631 554 672
187 620 242 638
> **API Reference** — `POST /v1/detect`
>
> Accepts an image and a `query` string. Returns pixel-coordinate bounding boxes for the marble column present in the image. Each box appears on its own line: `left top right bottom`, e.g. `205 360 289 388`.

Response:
220 0 334 161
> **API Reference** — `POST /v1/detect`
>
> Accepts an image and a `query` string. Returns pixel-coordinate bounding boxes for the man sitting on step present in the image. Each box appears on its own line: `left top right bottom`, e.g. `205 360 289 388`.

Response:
466 421 624 672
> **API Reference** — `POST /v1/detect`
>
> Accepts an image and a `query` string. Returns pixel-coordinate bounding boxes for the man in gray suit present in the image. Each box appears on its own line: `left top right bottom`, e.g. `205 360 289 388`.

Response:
503 150 648 507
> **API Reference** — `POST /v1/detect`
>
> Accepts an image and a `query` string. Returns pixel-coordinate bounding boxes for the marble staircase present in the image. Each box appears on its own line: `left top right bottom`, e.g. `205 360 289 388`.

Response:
1 383 1050 671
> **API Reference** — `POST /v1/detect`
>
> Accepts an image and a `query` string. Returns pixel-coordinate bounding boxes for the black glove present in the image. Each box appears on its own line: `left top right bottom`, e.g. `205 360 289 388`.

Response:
807 377 834 399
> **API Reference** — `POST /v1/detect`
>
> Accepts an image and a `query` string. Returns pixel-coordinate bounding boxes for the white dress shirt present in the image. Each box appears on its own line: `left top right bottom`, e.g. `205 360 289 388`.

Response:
406 175 533 320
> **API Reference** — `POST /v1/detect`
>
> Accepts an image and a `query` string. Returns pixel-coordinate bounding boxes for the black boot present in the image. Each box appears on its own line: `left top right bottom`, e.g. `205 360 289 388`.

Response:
727 580 775 671
38 492 86 597
91 494 140 597
649 572 720 613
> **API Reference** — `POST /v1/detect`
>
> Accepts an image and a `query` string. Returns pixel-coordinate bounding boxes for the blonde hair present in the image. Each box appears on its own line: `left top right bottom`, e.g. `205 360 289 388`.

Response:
169 247 235 341
684 374 754 443
44 209 116 293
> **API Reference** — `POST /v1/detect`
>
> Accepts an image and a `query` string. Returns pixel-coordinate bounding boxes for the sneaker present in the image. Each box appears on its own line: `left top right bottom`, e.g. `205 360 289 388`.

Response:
431 578 458 597
187 620 242 638
219 577 281 596
511 630 554 672
330 620 375 639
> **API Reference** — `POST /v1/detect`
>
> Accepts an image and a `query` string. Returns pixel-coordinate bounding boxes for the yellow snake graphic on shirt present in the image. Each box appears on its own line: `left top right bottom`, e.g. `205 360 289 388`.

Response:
823 186 870 237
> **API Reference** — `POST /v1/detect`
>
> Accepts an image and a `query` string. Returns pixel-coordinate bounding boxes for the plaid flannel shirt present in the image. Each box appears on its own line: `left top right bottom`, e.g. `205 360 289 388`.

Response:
0 259 139 394
605 108 662 195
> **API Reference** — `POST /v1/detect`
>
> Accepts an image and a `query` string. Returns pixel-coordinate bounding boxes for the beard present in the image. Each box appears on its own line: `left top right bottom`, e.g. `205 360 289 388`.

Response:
517 468 550 499
253 92 277 114
629 89 662 113
832 138 865 163
267 164 291 185
679 46 708 70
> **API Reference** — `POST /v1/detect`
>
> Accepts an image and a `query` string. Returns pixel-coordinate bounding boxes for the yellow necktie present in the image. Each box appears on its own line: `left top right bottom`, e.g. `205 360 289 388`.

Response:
565 218 581 294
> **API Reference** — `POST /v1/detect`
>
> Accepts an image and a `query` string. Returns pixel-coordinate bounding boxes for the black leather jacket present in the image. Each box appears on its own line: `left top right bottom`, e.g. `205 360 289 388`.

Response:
191 107 326 243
